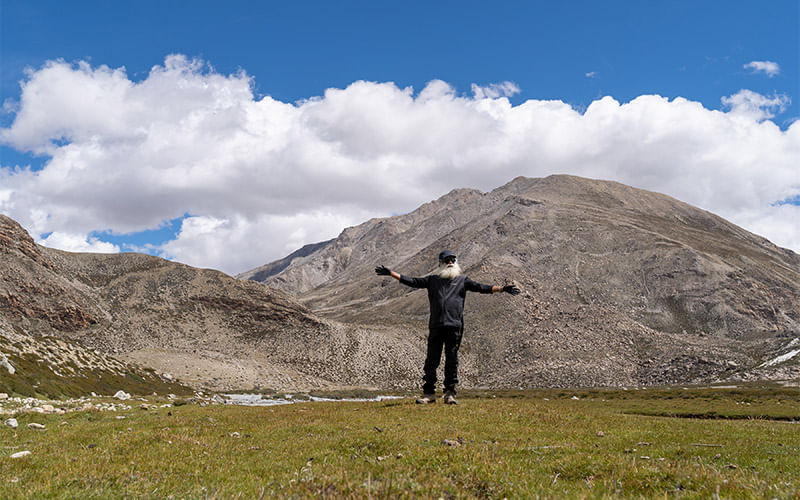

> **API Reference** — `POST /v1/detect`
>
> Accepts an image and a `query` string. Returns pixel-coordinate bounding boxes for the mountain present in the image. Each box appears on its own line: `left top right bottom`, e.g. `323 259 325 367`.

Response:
4 174 799 396
241 175 800 387
0 214 423 395
238 239 334 283
0 215 190 397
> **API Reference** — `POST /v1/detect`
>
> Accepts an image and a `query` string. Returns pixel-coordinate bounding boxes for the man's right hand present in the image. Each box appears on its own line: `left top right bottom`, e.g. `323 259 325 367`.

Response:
375 265 391 276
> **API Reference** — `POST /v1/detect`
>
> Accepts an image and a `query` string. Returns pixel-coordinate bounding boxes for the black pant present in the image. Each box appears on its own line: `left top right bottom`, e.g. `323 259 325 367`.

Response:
422 325 463 395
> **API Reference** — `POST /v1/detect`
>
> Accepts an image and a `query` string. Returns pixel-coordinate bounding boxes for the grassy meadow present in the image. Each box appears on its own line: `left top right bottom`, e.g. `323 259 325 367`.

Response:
1 385 799 498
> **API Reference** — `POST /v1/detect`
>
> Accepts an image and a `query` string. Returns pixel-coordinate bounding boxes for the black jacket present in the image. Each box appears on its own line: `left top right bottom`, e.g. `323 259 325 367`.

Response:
399 274 493 329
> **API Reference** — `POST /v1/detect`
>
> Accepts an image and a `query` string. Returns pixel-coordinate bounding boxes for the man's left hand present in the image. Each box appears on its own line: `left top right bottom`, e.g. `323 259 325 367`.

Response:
503 285 521 295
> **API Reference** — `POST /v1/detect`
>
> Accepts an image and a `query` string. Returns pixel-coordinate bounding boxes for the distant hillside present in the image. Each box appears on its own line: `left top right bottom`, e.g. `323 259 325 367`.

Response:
241 175 800 387
237 239 334 283
0 214 423 394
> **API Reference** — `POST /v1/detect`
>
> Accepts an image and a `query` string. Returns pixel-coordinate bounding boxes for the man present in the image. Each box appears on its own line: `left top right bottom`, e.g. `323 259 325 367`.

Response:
375 250 520 405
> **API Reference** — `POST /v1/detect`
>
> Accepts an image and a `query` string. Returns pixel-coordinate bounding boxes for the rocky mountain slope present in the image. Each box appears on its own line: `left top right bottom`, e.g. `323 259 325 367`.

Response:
0 215 191 396
241 175 800 387
3 174 798 395
0 215 424 394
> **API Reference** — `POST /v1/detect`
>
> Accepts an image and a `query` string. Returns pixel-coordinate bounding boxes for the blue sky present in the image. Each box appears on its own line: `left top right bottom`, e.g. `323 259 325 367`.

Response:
4 2 796 118
1 1 798 273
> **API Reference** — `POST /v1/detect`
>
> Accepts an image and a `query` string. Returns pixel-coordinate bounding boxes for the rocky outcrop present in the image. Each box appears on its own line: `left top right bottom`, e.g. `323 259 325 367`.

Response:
0 215 54 269
0 215 103 332
0 293 98 331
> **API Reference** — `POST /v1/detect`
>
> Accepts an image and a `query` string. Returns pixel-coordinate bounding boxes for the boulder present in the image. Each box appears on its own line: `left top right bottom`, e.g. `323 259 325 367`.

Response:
0 354 14 375
113 391 131 401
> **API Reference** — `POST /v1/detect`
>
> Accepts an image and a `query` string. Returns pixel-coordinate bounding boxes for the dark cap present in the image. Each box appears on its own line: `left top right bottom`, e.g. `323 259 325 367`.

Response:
438 250 456 262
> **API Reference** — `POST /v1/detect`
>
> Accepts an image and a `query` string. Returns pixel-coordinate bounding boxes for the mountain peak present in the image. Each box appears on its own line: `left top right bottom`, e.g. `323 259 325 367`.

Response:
239 175 800 387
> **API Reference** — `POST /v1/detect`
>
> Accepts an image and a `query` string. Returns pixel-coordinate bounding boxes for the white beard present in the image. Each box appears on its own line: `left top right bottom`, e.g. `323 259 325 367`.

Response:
437 262 462 280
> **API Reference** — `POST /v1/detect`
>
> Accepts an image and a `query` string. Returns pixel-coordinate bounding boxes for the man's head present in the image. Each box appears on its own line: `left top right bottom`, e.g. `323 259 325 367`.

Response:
437 250 461 280
438 250 456 263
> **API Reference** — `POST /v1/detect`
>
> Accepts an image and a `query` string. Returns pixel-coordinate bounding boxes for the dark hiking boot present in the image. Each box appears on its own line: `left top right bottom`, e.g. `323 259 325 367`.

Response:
443 391 458 405
415 393 436 404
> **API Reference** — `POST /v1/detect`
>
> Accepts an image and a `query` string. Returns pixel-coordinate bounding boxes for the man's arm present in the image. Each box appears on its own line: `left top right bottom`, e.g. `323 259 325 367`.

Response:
491 284 521 295
465 277 520 295
375 265 429 288
375 265 401 280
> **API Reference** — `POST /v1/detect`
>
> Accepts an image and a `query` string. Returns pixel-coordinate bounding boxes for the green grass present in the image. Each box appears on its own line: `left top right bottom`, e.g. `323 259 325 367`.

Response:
1 387 799 498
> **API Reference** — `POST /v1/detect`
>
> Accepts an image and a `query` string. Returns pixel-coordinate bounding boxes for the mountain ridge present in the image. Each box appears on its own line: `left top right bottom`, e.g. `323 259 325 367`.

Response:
241 175 800 386
2 174 798 396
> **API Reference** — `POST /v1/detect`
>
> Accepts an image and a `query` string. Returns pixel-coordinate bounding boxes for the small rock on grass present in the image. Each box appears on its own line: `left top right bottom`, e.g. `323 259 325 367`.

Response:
10 451 31 458
596 431 605 437
27 423 45 430
4 418 18 429
442 439 461 447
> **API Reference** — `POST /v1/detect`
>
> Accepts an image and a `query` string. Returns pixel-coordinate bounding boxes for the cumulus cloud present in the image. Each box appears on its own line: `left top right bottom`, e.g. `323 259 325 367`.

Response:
1 55 798 274
744 60 780 77
585 71 596 78
157 211 365 273
39 232 120 253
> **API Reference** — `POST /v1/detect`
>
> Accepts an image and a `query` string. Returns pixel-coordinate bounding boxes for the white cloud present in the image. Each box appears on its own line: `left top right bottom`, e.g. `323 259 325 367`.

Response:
733 203 800 255
744 60 780 77
721 89 790 121
1 55 799 274
38 232 119 254
585 71 596 78
471 81 520 99
158 211 365 272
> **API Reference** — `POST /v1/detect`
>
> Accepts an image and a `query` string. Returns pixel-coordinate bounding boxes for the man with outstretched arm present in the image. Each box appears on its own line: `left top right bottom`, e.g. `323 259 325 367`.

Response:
375 250 520 405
